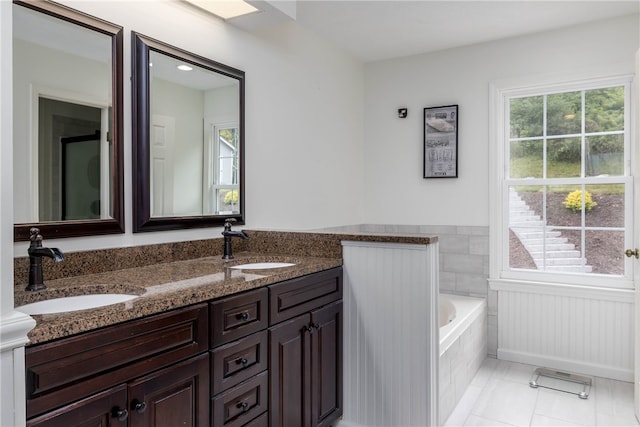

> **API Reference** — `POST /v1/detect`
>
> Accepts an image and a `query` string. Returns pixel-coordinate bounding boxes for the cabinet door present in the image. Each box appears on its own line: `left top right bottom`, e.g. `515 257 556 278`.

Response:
311 301 343 427
269 315 311 427
26 384 128 427
127 354 209 427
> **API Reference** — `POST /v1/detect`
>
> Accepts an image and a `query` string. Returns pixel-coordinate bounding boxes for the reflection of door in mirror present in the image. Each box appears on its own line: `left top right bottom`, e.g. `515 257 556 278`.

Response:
13 2 118 229
61 131 100 221
38 98 106 222
150 115 175 217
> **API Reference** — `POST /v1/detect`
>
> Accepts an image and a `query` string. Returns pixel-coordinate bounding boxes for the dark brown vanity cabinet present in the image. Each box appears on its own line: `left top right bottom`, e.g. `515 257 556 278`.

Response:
23 266 343 427
268 267 343 427
210 288 269 426
25 304 210 427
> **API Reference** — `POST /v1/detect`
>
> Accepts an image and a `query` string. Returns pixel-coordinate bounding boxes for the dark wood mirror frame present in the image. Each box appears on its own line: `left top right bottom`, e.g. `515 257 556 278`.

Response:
132 32 245 232
13 0 124 241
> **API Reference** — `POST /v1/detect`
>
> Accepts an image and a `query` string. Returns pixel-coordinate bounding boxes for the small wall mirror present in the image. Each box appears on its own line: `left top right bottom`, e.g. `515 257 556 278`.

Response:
12 0 124 241
132 33 245 232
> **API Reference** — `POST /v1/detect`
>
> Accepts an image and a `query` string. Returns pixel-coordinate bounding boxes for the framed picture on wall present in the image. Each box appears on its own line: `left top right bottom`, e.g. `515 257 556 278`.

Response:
423 104 458 178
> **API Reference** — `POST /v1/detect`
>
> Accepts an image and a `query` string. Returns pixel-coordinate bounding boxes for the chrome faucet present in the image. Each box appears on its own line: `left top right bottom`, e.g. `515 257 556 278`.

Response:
26 228 64 291
221 219 248 260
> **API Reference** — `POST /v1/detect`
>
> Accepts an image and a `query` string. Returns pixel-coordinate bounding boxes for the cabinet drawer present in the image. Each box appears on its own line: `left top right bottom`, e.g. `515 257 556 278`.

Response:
26 385 128 427
211 288 268 347
211 330 268 395
212 371 268 427
244 412 268 427
26 304 208 418
269 267 342 325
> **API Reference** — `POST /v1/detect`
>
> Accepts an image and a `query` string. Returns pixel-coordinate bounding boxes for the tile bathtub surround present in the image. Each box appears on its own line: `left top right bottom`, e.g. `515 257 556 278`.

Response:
440 306 488 425
314 223 490 296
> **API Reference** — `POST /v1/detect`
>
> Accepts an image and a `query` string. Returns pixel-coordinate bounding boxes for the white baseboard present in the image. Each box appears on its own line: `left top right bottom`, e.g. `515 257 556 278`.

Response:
498 348 633 382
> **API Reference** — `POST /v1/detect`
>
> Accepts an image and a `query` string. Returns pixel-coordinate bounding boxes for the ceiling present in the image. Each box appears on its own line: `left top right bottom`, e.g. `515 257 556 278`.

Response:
289 1 640 62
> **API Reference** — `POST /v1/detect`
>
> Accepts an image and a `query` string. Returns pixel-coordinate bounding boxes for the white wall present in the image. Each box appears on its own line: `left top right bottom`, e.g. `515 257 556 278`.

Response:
363 14 639 226
13 39 111 223
151 78 204 216
10 1 365 255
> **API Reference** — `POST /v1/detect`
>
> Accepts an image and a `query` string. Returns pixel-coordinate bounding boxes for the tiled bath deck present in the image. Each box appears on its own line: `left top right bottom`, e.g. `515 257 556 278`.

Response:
445 358 639 427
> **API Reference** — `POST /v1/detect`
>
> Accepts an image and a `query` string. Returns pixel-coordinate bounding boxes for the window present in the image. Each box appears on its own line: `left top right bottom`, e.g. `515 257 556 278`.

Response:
203 123 240 215
491 76 633 287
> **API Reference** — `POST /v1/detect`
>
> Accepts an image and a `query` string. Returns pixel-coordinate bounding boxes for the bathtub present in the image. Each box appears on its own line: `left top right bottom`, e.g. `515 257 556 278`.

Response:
439 294 487 425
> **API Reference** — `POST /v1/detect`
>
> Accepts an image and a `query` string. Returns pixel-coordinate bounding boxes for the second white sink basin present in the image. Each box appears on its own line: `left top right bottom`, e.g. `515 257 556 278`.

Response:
230 262 296 270
16 294 139 315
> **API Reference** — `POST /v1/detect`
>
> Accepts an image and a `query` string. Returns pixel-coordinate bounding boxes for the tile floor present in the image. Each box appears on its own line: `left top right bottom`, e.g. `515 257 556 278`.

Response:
444 358 639 426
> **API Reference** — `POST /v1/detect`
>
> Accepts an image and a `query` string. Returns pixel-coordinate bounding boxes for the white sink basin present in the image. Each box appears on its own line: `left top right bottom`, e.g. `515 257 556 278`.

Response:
16 294 139 315
230 262 296 270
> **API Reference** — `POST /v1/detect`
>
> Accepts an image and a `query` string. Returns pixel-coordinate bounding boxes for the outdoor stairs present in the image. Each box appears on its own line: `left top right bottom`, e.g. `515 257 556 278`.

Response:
509 189 592 273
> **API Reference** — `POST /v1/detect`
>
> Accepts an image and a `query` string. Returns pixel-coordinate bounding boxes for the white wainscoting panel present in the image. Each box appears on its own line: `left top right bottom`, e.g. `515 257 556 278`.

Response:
491 280 634 382
340 241 439 427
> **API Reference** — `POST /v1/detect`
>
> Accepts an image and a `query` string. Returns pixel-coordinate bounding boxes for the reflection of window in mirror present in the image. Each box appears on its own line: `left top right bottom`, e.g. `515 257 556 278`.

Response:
214 124 240 215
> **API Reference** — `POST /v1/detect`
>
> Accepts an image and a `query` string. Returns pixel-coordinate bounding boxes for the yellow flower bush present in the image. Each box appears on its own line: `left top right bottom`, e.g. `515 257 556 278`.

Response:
563 190 597 212
223 190 239 205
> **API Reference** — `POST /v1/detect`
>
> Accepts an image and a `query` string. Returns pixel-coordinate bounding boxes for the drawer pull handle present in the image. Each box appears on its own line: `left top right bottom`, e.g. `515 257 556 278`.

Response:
236 401 249 411
132 400 147 414
237 312 250 321
112 408 129 422
236 357 249 366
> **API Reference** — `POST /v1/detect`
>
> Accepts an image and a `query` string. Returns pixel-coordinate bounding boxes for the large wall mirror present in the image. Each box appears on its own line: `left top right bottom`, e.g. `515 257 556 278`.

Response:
132 33 245 232
12 0 124 241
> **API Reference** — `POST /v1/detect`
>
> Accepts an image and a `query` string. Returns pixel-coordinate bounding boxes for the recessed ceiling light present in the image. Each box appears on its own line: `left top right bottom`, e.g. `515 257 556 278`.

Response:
184 0 259 20
177 64 193 71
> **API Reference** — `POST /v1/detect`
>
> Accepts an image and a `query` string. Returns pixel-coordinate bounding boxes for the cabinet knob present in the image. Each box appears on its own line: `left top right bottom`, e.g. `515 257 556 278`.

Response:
313 323 320 330
237 312 250 321
236 401 249 411
112 408 129 422
236 357 249 366
132 399 147 414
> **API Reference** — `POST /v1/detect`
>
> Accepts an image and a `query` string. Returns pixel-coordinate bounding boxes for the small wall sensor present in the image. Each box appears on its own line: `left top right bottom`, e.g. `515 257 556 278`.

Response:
398 108 408 119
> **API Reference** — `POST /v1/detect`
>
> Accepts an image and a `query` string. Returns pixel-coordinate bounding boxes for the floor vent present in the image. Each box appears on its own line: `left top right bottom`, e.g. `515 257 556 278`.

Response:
529 367 592 399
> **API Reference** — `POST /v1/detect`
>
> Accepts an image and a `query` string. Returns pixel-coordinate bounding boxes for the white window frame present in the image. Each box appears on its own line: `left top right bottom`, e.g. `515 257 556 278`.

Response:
489 74 634 289
202 120 240 214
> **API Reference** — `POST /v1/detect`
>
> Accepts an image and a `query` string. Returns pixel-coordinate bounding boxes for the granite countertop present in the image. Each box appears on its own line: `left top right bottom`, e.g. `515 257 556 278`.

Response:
14 228 438 346
16 252 342 345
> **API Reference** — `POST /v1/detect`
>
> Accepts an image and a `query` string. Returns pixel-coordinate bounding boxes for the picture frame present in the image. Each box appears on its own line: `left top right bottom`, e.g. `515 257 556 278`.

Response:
423 104 458 178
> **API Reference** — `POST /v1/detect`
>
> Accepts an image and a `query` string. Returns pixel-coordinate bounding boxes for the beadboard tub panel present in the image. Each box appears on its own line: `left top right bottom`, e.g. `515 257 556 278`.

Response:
491 280 634 382
340 241 439 427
